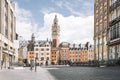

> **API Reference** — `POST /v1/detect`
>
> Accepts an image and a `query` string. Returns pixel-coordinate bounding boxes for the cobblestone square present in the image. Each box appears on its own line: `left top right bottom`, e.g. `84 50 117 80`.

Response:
0 66 120 80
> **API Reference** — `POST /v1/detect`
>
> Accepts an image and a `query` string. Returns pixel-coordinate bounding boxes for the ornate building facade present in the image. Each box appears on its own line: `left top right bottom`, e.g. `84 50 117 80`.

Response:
51 15 60 64
34 39 51 65
0 0 16 68
94 0 109 63
108 0 120 61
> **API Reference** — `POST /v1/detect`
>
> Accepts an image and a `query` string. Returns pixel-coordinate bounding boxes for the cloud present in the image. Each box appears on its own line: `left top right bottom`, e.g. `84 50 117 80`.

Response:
40 7 55 14
37 13 94 44
15 3 38 40
52 0 82 16
15 3 94 44
52 0 93 16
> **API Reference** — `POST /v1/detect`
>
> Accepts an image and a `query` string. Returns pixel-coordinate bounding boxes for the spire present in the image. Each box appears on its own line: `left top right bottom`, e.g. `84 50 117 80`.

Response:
31 33 35 42
46 38 48 42
54 15 58 25
32 33 35 38
52 15 60 48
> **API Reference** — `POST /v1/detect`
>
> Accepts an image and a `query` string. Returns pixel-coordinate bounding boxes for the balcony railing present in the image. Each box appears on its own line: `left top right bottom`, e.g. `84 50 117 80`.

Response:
108 37 120 46
109 16 120 27
110 0 120 12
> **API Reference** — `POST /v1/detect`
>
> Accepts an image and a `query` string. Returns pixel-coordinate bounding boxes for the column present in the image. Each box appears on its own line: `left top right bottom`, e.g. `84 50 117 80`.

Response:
0 44 1 69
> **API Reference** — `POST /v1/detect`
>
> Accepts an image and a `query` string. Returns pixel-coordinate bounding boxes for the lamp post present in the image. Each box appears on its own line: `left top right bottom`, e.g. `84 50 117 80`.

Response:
35 57 38 72
8 49 11 69
58 47 60 65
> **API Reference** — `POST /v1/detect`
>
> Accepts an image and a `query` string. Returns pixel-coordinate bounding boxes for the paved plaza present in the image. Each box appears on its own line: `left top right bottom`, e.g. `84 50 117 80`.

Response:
47 66 120 80
0 66 120 80
0 67 56 80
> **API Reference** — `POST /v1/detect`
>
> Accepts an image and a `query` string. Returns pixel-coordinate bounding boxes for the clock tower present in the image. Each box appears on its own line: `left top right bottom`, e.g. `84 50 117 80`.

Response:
52 15 60 48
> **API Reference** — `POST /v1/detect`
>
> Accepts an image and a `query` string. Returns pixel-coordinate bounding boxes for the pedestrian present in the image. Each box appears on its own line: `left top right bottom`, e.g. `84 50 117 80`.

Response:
1 60 3 69
45 61 48 66
30 60 34 71
40 62 43 66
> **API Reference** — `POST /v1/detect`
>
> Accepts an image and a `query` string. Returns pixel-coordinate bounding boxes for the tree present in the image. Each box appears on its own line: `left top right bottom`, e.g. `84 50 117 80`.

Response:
18 56 23 62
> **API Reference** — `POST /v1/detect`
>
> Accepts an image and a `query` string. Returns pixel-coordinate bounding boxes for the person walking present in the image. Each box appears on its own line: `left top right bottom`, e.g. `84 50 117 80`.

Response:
45 61 48 66
30 60 34 71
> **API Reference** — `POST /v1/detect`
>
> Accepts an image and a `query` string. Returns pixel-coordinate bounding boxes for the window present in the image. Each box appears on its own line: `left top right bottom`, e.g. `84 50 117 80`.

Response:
4 0 7 8
99 38 102 45
41 53 44 55
95 0 98 8
35 45 38 47
111 12 115 21
41 57 44 60
104 7 107 16
96 14 98 22
36 53 38 58
4 14 8 38
100 10 103 20
110 27 113 40
117 8 120 17
103 37 106 45
47 53 49 55
46 57 49 60
99 23 102 32
46 48 49 51
104 21 107 29
110 0 117 6
36 48 38 51
116 23 119 38
99 0 102 7
96 25 98 33
41 48 44 51
119 22 120 37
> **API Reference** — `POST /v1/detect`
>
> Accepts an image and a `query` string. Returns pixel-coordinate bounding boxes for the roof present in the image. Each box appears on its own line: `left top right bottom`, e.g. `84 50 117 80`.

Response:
34 40 52 47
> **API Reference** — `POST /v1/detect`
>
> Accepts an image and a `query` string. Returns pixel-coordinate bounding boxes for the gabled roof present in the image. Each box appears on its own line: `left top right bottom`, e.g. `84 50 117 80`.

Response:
34 40 52 47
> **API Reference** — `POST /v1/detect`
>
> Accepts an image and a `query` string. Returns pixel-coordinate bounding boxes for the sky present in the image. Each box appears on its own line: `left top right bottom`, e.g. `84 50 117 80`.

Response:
14 0 94 44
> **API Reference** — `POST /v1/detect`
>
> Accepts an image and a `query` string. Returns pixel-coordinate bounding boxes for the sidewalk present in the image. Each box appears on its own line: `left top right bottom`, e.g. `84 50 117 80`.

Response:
33 67 57 80
0 67 57 80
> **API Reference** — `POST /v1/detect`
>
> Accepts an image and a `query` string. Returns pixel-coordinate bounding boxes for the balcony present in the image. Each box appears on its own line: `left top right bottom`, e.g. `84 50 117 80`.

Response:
109 16 120 27
110 0 120 12
116 0 120 7
108 37 120 46
2 47 14 55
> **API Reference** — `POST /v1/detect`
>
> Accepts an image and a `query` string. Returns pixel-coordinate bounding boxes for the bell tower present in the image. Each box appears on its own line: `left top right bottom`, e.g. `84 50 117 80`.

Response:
52 15 60 48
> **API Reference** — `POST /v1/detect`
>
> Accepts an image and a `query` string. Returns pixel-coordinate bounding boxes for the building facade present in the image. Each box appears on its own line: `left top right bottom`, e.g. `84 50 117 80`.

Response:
88 45 94 61
108 0 120 61
0 0 16 68
69 47 81 63
51 15 60 64
27 34 35 64
69 43 94 63
27 51 34 64
34 40 51 65
94 0 109 63
18 36 29 63
59 42 70 64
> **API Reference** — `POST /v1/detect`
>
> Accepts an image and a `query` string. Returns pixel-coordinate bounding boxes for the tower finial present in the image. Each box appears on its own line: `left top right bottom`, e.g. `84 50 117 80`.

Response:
55 15 57 18
54 15 58 23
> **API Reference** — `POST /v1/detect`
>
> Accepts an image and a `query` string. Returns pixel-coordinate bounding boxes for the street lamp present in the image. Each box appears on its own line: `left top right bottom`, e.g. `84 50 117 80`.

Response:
35 57 38 72
58 47 61 65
